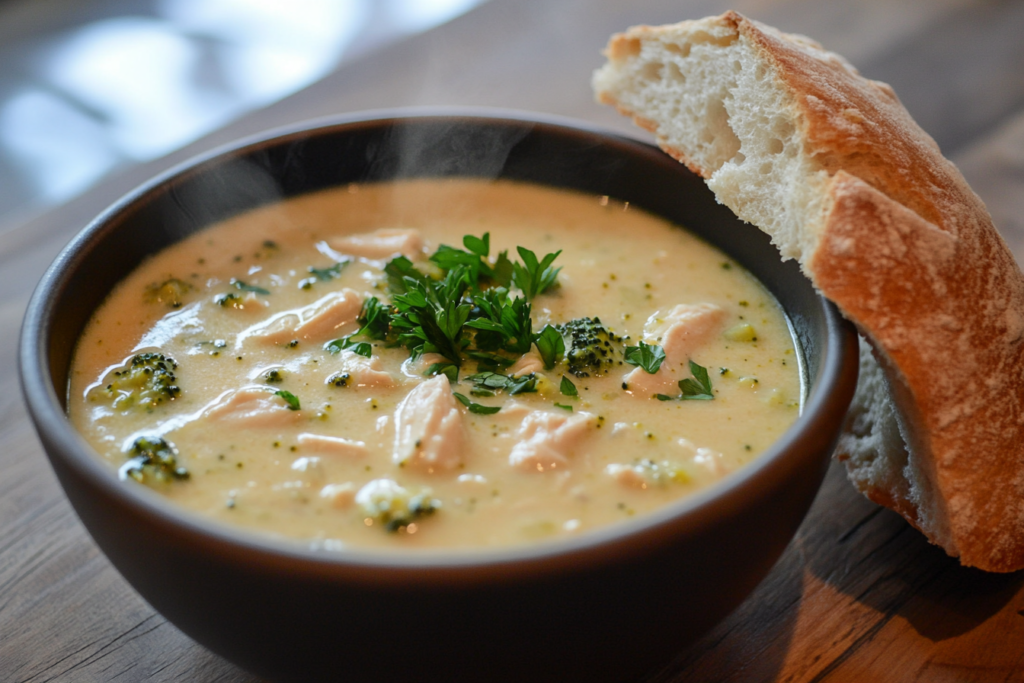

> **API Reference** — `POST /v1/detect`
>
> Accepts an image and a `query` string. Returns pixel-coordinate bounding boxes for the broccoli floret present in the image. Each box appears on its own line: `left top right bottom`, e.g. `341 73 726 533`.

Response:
556 317 627 377
104 353 181 410
119 436 190 483
144 278 193 308
355 479 440 532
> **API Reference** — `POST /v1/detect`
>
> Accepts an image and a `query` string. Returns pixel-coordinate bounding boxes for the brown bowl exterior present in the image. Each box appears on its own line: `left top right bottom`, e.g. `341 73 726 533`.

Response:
20 109 859 682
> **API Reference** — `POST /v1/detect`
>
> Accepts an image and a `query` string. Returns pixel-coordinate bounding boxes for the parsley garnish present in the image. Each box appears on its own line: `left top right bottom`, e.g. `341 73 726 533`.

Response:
231 279 270 295
554 403 573 411
274 390 301 410
655 361 715 401
512 246 561 301
300 260 350 289
559 375 578 397
624 341 666 375
465 371 538 396
390 267 472 365
678 360 714 399
534 324 565 370
452 391 501 415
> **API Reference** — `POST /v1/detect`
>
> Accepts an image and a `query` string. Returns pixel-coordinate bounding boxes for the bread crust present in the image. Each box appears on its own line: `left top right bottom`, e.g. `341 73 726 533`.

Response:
595 11 1024 571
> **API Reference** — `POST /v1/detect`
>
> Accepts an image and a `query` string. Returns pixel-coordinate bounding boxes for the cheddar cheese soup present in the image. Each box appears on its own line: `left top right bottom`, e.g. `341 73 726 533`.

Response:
69 179 801 549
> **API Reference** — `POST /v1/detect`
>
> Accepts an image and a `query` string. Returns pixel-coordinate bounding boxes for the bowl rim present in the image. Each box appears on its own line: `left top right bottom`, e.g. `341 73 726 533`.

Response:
19 106 859 583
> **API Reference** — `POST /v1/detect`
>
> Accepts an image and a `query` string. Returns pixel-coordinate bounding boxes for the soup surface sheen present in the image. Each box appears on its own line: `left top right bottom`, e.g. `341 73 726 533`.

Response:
69 178 801 549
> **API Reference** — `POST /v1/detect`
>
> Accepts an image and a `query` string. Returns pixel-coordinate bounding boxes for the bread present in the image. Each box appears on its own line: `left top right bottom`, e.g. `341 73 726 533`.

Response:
593 10 1024 572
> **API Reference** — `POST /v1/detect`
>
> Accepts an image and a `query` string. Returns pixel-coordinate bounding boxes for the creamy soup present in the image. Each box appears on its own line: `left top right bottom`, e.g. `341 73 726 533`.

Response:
69 178 801 549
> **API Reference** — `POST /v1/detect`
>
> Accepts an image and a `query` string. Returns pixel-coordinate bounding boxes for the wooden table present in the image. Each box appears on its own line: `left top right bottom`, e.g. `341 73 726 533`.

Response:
4 0 1024 680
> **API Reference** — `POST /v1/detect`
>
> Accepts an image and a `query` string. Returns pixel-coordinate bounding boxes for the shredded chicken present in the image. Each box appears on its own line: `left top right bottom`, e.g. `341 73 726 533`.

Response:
202 386 303 427
393 375 464 473
240 289 363 346
623 303 725 396
329 228 424 260
509 410 596 473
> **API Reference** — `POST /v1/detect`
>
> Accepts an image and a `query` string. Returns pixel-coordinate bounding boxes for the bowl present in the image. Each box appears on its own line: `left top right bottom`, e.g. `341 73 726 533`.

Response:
20 109 858 682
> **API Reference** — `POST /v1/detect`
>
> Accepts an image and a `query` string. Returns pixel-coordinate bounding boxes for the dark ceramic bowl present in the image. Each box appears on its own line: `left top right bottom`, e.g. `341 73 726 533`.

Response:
20 109 858 682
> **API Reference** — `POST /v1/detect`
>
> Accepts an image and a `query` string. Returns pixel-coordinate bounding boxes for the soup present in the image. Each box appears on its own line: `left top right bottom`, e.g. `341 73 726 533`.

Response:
68 178 801 549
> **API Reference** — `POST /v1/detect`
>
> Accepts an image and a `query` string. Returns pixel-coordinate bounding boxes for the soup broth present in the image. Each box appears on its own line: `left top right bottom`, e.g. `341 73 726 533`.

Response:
69 178 801 549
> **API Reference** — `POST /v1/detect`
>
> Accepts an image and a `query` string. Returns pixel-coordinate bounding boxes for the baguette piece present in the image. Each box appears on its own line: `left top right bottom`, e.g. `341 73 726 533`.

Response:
593 10 1024 572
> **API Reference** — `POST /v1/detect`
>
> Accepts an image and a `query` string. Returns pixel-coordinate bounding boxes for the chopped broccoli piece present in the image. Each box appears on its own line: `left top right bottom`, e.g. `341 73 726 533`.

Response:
103 353 181 410
356 479 440 532
144 278 193 308
119 436 190 483
556 317 627 377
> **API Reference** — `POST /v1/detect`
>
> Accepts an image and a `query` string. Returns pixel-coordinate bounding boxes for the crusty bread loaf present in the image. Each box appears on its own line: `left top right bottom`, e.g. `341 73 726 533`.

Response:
594 10 1024 572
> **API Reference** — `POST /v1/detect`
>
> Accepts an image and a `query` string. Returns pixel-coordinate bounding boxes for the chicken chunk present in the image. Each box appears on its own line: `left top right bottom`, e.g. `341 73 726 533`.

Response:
509 410 596 473
623 303 725 396
241 289 363 346
326 349 395 389
508 349 544 376
329 228 424 260
392 375 464 473
202 387 304 427
296 433 369 458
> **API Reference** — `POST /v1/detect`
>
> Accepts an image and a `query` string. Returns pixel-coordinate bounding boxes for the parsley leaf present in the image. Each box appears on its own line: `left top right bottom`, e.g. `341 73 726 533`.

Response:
390 266 472 365
274 390 301 410
383 255 428 294
300 260 350 289
655 361 715 401
624 341 666 374
465 371 537 395
463 233 489 257
554 403 573 411
512 246 561 300
559 375 578 397
534 324 565 370
426 362 459 383
357 297 391 341
452 391 501 415
678 360 714 400
231 279 270 295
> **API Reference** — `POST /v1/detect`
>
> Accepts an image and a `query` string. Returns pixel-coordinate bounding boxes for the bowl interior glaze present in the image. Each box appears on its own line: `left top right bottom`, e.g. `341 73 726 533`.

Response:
20 110 858 682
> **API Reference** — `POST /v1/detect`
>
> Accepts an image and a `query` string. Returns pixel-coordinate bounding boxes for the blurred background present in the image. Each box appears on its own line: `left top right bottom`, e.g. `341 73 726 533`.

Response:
0 0 487 234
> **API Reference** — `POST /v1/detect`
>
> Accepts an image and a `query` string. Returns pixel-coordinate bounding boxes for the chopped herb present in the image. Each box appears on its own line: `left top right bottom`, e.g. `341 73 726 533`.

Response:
465 371 537 396
453 391 501 415
554 403 573 412
559 375 578 397
389 266 472 365
533 324 565 370
427 362 460 383
512 246 561 300
308 260 349 282
274 390 301 410
624 341 666 375
656 361 715 401
678 360 714 400
231 279 270 295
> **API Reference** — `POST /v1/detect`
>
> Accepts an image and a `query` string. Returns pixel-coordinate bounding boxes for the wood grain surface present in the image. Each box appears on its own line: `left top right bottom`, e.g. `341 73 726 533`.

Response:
4 0 1024 681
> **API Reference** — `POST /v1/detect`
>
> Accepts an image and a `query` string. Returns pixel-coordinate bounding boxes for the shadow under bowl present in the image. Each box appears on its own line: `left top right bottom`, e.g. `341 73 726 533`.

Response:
20 109 859 682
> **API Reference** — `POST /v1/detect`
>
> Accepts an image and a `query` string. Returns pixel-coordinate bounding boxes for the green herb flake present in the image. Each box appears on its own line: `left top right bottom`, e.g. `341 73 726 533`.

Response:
512 246 562 301
231 279 271 295
554 403 573 412
624 341 666 375
533 324 565 370
274 390 301 410
452 391 501 415
559 375 578 398
678 360 714 400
